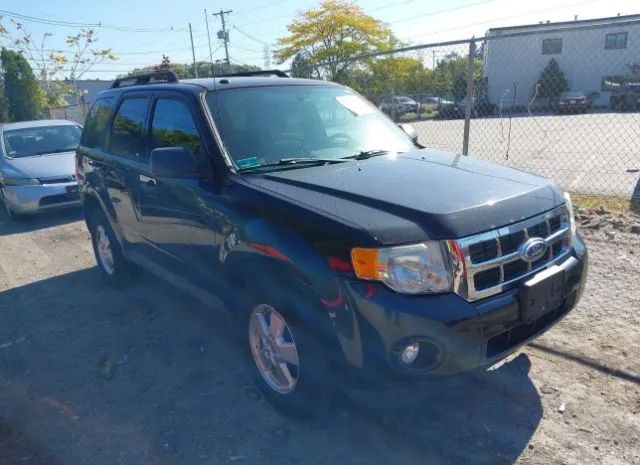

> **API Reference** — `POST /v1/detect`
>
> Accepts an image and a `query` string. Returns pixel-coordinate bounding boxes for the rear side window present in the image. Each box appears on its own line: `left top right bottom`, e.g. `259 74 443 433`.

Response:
81 97 114 150
109 97 149 159
150 98 201 156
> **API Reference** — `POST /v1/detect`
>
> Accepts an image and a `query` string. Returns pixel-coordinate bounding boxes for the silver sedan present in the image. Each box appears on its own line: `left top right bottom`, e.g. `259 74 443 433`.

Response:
0 120 82 220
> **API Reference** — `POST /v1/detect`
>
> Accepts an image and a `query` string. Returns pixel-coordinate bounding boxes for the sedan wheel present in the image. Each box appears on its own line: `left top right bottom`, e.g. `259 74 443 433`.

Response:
248 304 300 395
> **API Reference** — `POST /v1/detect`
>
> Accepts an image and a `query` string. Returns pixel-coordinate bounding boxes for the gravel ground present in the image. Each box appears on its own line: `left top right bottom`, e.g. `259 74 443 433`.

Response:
0 207 638 465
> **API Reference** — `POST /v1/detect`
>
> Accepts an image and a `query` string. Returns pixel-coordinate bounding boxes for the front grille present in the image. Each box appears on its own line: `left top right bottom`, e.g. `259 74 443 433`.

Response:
38 175 76 184
454 207 571 301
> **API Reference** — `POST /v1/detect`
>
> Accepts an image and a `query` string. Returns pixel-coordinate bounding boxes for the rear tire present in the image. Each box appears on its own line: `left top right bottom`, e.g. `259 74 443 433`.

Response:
88 209 138 287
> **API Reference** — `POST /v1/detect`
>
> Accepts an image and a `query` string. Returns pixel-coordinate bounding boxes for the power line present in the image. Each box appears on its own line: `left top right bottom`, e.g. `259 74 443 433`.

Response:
405 0 605 40
4 43 210 56
389 0 497 24
234 0 288 16
0 8 188 32
232 25 268 46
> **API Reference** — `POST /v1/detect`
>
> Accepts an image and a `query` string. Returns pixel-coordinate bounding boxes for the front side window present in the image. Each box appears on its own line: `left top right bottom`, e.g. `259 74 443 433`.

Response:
207 86 415 168
109 97 149 159
542 38 563 55
81 97 115 150
150 99 201 156
605 32 627 50
2 125 81 158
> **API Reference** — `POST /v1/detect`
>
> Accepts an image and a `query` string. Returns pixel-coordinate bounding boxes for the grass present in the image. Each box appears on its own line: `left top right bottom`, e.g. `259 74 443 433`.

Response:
572 193 639 213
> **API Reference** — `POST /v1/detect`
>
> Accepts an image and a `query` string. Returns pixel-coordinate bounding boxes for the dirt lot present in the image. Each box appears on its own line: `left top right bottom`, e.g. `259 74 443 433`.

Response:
414 112 640 199
0 207 638 465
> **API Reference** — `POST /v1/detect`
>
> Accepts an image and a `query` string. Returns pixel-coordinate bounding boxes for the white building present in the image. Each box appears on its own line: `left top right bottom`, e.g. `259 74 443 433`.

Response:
483 14 640 107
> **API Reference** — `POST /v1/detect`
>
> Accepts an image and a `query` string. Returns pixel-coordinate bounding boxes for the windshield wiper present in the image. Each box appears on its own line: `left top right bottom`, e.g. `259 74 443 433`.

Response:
341 149 393 160
238 157 348 172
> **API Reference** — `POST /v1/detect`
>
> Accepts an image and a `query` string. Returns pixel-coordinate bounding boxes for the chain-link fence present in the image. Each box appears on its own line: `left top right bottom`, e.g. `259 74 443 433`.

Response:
294 17 640 206
44 103 90 125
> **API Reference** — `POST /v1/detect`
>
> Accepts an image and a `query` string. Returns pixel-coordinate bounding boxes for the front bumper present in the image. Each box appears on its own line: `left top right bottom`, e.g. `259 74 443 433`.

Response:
2 183 81 214
335 235 588 388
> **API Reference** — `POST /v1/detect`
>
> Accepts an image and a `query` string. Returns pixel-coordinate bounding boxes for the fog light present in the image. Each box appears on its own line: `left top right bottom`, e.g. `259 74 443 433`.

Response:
400 342 420 365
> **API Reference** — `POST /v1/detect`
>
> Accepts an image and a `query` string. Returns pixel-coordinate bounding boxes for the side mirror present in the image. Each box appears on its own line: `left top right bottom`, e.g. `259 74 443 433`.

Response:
150 147 200 178
399 123 418 143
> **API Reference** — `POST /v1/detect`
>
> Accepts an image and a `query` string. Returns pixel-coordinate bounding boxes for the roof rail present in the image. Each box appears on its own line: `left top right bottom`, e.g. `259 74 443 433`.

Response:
111 70 179 89
217 70 289 78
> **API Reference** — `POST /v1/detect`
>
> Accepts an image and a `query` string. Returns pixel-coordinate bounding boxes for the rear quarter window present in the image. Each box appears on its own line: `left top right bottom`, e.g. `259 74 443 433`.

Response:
81 97 115 150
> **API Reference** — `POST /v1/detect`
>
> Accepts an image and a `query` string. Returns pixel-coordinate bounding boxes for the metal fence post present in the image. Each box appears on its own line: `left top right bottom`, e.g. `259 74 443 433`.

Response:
462 40 476 156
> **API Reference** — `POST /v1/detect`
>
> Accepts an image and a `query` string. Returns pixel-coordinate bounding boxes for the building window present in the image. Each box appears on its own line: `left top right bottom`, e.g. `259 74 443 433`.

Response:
542 38 563 55
605 32 627 50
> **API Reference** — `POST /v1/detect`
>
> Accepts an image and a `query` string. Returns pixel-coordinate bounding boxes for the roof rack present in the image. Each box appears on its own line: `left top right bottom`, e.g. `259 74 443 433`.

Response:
217 70 289 78
111 70 179 89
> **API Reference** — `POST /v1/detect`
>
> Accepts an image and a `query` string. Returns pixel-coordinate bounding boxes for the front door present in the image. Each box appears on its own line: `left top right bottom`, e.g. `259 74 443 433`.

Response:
136 93 220 285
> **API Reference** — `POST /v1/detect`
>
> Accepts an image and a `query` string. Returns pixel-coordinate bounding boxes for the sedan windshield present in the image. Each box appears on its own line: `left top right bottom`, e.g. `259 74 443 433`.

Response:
560 91 585 99
206 85 415 169
2 125 81 158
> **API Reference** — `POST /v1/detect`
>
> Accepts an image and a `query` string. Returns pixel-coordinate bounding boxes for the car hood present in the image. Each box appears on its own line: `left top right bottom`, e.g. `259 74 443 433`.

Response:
243 149 564 244
1 151 76 179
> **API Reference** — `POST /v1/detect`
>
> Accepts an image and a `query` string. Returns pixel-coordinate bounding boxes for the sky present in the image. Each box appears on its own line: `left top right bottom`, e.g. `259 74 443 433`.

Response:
0 0 637 80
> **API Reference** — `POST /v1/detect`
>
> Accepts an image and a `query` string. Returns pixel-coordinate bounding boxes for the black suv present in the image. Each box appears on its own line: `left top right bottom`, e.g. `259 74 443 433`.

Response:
77 70 588 411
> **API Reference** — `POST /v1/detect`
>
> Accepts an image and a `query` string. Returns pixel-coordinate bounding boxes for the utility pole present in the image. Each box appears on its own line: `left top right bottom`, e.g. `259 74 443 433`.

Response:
212 9 232 69
189 23 198 78
204 9 214 73
263 44 271 69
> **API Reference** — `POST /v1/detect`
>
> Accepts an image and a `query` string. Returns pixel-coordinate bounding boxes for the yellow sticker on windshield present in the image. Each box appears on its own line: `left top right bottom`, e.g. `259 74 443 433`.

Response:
335 95 375 116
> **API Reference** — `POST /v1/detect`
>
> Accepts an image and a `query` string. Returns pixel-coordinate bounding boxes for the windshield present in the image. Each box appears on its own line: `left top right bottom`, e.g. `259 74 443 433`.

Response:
206 85 415 169
2 125 81 158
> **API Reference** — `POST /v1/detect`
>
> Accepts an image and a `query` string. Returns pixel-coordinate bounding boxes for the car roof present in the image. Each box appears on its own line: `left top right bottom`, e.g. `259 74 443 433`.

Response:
0 119 79 132
95 76 342 100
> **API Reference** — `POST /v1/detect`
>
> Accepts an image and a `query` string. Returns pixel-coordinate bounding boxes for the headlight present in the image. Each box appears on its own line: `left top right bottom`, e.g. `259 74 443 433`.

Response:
563 192 577 236
0 176 40 186
351 241 452 294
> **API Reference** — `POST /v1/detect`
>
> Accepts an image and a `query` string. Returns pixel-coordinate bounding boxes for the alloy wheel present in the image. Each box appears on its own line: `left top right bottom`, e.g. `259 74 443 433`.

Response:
96 224 115 275
248 304 300 395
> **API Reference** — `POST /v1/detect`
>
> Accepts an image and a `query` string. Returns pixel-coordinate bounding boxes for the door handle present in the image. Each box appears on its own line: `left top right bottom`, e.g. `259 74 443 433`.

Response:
139 174 156 187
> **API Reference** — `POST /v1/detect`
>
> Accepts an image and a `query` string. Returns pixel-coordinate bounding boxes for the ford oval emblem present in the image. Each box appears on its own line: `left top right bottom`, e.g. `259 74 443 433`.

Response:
519 237 548 263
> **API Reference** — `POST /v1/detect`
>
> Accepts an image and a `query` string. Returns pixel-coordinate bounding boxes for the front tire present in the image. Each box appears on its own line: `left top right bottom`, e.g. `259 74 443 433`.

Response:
89 209 138 287
240 290 331 417
0 189 20 222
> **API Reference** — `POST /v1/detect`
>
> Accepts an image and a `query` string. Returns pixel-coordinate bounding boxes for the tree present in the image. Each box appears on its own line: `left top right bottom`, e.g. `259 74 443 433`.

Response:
274 0 393 81
290 52 316 79
129 59 260 79
0 17 116 105
0 70 8 122
357 56 427 96
0 48 42 121
536 59 568 99
431 52 483 101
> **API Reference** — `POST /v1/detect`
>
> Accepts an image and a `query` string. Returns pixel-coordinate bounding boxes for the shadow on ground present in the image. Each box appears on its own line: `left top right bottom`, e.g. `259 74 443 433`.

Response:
0 268 542 465
0 207 83 236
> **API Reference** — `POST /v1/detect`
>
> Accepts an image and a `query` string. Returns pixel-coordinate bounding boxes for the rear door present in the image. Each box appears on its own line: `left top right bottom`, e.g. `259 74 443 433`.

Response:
104 94 152 251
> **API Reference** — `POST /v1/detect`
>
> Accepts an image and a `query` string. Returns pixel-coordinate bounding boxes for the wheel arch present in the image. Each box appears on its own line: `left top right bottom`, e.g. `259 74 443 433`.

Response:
81 189 126 247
